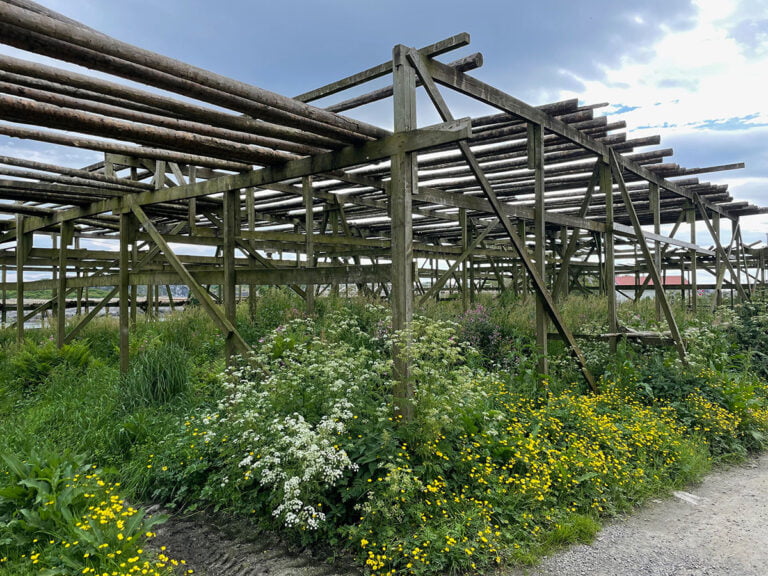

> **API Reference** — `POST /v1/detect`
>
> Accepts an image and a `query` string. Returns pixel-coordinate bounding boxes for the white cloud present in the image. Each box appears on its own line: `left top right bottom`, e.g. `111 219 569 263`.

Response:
558 0 768 244
561 0 767 133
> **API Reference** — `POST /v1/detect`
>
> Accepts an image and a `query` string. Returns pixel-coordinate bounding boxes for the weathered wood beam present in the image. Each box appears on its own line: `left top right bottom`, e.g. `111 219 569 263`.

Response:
119 212 130 372
0 77 324 157
325 53 483 113
391 45 416 421
130 202 250 354
0 54 343 149
0 124 249 172
0 2 387 142
295 33 471 102
407 48 595 390
530 122 548 374
609 149 686 362
19 119 471 235
424 56 735 219
0 155 151 190
0 94 297 166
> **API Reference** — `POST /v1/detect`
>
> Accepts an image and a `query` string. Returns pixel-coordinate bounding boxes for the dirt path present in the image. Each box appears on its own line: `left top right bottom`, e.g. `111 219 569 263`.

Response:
157 453 768 576
504 452 768 576
155 513 360 576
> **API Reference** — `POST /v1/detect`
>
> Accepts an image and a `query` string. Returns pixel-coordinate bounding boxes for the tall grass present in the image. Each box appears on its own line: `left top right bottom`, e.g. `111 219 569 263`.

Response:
121 341 190 408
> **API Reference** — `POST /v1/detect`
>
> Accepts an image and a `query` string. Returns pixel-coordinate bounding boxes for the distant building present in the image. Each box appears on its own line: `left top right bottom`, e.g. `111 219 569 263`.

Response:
615 275 689 287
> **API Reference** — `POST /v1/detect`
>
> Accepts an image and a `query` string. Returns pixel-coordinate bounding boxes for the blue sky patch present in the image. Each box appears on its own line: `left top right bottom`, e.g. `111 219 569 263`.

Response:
695 114 768 131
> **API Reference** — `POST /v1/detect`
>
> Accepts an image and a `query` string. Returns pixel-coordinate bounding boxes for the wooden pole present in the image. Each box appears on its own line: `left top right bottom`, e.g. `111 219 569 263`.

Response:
650 182 661 321
119 212 131 373
530 122 548 375
303 176 315 315
0 124 249 172
714 212 722 307
608 150 686 362
0 73 322 156
602 161 617 353
0 54 342 150
391 45 416 421
1 265 6 325
15 215 29 344
56 221 72 347
0 95 295 166
0 3 387 142
460 208 469 312
689 204 697 312
223 188 238 361
407 48 595 389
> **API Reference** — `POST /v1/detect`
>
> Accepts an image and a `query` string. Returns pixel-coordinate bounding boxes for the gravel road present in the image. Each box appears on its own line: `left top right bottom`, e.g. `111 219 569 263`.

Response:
503 452 768 576
157 453 768 576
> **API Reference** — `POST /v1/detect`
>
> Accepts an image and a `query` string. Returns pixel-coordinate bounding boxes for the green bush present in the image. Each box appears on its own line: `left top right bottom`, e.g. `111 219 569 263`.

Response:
0 450 180 575
10 339 92 390
732 292 768 379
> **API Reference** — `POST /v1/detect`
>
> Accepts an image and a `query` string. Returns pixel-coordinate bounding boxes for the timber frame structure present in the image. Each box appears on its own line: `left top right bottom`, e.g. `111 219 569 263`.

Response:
1 1 767 409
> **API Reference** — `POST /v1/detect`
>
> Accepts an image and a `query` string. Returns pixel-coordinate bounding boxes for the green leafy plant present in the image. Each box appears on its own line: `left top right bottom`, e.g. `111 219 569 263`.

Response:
10 339 92 391
0 450 184 575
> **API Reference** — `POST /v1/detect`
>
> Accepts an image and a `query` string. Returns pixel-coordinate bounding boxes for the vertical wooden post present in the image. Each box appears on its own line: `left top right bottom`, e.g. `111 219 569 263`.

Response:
303 176 315 314
518 220 528 299
188 166 197 234
74 236 82 317
689 204 697 312
650 183 661 321
245 186 257 319
51 234 58 328
56 221 73 348
460 208 469 312
602 161 617 352
223 188 238 361
530 122 548 375
1 265 6 326
391 44 416 421
559 226 570 300
15 215 28 344
130 241 138 323
733 219 742 301
468 230 476 304
119 212 131 373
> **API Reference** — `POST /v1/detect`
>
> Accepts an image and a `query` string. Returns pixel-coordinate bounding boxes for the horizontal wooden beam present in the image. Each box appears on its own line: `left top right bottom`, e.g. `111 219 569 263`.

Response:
8 263 391 290
424 57 735 219
20 118 472 234
295 33 471 103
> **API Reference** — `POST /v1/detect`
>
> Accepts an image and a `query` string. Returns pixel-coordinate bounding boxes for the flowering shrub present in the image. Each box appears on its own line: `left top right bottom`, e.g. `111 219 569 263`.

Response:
456 304 531 369
129 314 395 542
0 451 187 576
348 380 704 575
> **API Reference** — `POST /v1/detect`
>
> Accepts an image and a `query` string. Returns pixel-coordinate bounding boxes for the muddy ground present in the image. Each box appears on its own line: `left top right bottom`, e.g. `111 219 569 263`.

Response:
156 452 768 576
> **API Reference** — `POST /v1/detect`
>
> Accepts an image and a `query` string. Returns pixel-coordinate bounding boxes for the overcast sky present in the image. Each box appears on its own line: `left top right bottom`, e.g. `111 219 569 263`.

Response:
1 0 766 244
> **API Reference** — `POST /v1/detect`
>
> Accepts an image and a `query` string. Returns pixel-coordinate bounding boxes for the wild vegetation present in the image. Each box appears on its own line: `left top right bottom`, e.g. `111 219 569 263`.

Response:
2 288 768 575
